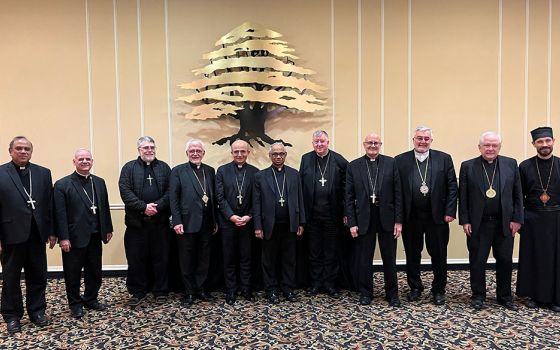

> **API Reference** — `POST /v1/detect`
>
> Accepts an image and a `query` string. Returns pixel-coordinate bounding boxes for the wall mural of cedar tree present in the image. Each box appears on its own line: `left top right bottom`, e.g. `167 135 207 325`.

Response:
178 22 327 147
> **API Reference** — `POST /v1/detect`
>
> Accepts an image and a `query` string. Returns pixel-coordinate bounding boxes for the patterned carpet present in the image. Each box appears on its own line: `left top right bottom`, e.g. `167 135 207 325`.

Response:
1 270 560 349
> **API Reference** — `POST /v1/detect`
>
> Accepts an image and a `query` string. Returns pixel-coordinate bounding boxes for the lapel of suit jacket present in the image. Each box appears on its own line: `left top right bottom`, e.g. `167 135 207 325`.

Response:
429 151 438 188
359 156 371 195
6 163 31 203
377 155 386 195
285 167 293 197
186 164 204 197
326 151 336 192
71 174 96 212
498 156 507 194
474 157 487 195
407 151 415 192
266 166 277 195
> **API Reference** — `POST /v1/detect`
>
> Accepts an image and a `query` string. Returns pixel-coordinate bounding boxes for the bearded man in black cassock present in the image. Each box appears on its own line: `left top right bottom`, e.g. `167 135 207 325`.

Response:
517 126 560 312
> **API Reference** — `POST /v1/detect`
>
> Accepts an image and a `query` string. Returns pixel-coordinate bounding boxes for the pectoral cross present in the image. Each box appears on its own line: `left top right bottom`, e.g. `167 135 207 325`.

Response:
147 174 154 186
27 198 36 210
237 193 243 205
319 177 327 187
279 197 286 207
91 204 97 214
370 193 376 204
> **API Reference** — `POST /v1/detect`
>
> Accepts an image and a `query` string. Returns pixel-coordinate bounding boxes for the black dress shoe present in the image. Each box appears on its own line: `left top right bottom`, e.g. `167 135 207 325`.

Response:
550 304 560 312
267 292 280 305
6 320 21 334
70 306 84 319
498 300 518 311
197 291 214 301
471 299 484 310
388 297 402 307
306 286 321 296
84 301 107 311
284 292 298 302
407 289 422 302
325 287 339 298
433 293 446 305
241 290 255 302
181 294 194 307
359 295 371 305
225 291 236 306
31 311 49 327
525 299 538 308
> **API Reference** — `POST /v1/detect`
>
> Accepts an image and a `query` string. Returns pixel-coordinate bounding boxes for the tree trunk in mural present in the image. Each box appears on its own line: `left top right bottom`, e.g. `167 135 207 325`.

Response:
178 22 326 147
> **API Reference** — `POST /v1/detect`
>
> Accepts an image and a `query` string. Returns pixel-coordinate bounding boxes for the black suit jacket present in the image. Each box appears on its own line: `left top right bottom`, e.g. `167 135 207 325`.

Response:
345 154 403 234
0 162 53 244
53 173 113 248
169 162 216 233
299 150 348 221
459 155 524 236
253 165 306 239
215 161 259 227
395 149 458 224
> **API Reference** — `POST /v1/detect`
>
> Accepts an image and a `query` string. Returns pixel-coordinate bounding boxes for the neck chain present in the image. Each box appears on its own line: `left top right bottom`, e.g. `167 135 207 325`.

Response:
22 168 36 210
272 167 286 207
535 157 555 206
317 153 331 187
365 158 379 204
235 166 247 205
192 167 208 206
81 176 97 214
415 155 430 196
482 159 498 198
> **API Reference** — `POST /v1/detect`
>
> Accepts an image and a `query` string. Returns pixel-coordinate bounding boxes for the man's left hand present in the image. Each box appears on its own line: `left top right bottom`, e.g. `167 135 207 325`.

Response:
297 226 304 236
510 222 521 237
393 223 402 238
48 235 57 249
444 216 455 223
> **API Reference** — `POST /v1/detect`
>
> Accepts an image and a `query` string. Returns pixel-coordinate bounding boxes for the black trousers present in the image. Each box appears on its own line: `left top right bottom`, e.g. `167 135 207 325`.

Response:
62 233 102 307
124 221 170 297
176 222 212 295
467 219 514 302
307 215 339 289
261 223 296 294
402 216 449 294
221 224 252 293
1 224 47 322
354 207 398 299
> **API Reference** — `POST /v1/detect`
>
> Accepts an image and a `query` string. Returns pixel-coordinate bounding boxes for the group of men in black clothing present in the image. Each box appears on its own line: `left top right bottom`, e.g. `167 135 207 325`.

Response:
1 125 559 335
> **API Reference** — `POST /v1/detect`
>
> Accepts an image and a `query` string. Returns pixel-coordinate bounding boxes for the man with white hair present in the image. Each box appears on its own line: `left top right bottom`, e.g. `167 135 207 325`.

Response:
170 139 217 307
459 131 523 311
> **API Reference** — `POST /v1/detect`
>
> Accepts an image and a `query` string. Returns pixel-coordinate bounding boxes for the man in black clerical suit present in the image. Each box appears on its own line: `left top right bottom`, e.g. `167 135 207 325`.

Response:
459 131 523 311
0 136 56 334
345 132 403 307
170 139 217 307
517 127 560 312
253 142 305 304
299 130 348 297
119 136 171 307
54 149 113 319
216 139 259 305
395 126 457 305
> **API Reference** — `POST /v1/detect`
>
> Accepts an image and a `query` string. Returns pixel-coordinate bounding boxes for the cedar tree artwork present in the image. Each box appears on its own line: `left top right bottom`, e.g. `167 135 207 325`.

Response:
178 22 327 147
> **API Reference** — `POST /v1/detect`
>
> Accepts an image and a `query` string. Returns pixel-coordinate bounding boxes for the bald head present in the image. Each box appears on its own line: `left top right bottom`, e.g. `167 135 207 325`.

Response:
231 139 250 165
362 132 382 159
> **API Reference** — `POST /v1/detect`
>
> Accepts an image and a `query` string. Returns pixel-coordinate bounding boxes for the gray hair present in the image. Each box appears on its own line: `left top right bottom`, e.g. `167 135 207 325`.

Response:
414 126 432 136
9 136 32 150
268 142 285 154
185 139 205 151
312 130 329 138
137 136 155 148
74 148 92 158
479 131 502 145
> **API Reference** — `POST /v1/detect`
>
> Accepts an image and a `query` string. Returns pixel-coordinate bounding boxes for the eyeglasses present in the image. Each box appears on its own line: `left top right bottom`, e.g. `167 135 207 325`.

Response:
363 141 382 147
188 149 204 154
270 152 287 157
139 146 156 150
414 136 431 142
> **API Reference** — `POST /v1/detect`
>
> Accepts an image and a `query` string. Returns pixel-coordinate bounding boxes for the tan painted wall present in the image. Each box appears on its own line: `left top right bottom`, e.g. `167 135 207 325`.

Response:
0 0 558 268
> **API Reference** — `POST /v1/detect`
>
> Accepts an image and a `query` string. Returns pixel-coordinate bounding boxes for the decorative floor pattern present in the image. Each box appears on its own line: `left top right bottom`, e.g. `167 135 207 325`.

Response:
1 271 559 349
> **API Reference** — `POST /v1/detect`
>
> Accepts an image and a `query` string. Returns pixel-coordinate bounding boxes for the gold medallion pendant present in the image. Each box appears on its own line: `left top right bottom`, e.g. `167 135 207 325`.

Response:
539 191 550 205
420 183 429 195
202 194 209 205
486 188 497 198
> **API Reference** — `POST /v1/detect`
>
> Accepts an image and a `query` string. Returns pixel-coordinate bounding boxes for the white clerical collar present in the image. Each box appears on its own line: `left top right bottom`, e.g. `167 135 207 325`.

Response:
316 150 329 158
414 150 430 162
75 171 90 179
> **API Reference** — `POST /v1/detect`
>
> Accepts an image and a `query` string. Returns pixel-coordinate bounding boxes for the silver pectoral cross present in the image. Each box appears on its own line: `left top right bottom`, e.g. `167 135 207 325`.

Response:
319 177 327 187
279 197 286 207
91 204 97 214
237 193 243 205
147 174 154 186
27 198 36 210
370 193 376 204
